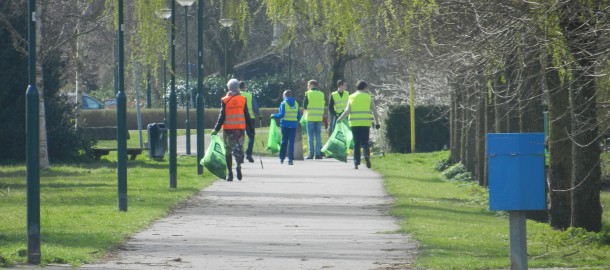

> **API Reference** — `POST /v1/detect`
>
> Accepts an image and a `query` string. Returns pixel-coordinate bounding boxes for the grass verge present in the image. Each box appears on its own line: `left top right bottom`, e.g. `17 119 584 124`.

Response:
373 151 610 269
0 153 215 266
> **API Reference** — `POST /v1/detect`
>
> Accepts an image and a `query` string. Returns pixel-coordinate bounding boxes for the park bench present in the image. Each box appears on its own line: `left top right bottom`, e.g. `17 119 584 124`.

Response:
83 127 144 160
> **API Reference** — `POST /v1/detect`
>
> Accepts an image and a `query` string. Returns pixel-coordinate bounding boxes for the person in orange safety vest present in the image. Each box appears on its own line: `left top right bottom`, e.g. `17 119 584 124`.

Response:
211 79 255 181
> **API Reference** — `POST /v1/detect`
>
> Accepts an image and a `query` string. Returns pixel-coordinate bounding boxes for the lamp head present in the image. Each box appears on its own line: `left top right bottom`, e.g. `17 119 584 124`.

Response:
219 18 235 27
176 0 195 7
158 8 171 19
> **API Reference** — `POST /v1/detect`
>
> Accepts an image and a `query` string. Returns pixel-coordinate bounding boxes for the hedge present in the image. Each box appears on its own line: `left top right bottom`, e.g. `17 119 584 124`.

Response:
79 108 291 129
383 104 449 153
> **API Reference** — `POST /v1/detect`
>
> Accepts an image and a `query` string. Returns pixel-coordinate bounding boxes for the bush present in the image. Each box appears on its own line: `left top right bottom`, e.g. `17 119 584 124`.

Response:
442 163 466 179
453 171 475 182
383 104 449 153
433 154 451 171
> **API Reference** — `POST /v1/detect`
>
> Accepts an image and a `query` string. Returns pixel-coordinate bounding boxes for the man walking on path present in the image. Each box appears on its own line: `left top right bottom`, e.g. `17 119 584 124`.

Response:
337 80 380 169
271 90 302 165
211 79 255 181
303 80 325 159
239 81 261 163
328 79 349 135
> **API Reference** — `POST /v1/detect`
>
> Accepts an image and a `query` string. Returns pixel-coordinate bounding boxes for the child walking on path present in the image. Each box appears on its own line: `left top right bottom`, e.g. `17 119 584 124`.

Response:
271 90 302 165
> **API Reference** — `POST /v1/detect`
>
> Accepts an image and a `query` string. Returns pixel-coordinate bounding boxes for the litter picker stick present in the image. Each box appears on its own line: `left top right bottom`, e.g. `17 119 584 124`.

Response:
258 118 264 169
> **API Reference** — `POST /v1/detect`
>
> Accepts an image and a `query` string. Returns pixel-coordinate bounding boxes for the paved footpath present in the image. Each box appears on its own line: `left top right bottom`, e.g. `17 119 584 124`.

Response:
14 136 417 270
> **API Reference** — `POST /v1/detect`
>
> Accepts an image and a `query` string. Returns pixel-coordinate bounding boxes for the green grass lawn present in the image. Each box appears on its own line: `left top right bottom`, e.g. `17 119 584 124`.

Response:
373 151 610 269
0 153 215 266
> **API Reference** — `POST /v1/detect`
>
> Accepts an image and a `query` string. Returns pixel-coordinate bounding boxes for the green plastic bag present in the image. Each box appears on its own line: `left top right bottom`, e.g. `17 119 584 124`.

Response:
300 111 308 134
266 119 281 154
322 122 351 162
200 134 227 180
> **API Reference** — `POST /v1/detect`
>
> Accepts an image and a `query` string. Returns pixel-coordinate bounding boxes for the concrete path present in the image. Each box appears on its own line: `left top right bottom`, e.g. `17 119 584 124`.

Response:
13 136 417 270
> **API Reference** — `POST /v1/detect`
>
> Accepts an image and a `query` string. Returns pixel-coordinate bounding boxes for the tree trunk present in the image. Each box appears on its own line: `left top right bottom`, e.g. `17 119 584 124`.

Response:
547 55 573 230
36 3 49 169
493 72 507 133
561 1 602 231
484 76 496 187
475 74 486 186
464 83 476 173
450 88 456 161
505 54 520 133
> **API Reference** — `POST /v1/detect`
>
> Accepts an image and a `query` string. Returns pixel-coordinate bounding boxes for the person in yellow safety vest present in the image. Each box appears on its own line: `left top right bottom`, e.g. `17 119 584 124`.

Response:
238 81 261 163
303 80 326 159
328 79 349 135
271 90 302 165
336 80 380 169
211 79 255 181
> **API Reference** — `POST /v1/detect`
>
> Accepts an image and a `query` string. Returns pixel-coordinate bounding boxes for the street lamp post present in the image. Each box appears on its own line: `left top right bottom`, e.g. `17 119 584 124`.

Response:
116 0 128 212
219 18 234 78
26 0 40 264
158 8 171 126
196 0 204 175
169 0 177 188
177 0 195 155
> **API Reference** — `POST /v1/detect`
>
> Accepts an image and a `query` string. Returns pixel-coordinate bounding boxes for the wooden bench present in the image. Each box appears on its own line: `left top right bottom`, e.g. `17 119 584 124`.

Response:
84 127 145 160
92 148 144 161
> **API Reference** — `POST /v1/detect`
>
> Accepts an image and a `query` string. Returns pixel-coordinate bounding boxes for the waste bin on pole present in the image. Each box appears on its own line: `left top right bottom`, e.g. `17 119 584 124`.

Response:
148 123 167 159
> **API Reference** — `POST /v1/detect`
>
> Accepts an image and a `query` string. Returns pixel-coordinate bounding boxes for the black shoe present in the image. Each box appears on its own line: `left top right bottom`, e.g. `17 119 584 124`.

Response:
236 166 242 181
288 160 293 165
365 158 371 168
280 159 284 164
354 165 358 170
306 155 314 160
247 156 254 163
227 173 233 181
315 155 323 159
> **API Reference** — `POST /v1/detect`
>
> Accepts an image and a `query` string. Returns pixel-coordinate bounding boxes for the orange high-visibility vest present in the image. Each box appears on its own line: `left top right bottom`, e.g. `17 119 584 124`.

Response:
221 94 247 130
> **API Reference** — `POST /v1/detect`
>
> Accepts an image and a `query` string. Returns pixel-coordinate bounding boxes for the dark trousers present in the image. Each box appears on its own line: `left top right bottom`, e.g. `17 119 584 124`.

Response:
246 131 255 157
280 127 297 161
352 126 370 166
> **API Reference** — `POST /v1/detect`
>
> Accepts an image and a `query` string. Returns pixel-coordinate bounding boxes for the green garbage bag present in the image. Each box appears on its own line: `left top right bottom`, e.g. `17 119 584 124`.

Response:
300 111 308 134
322 122 351 162
267 119 281 154
200 134 227 180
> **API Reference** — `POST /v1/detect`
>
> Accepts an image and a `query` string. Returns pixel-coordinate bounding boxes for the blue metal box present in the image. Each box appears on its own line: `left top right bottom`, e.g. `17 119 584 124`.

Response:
487 133 545 211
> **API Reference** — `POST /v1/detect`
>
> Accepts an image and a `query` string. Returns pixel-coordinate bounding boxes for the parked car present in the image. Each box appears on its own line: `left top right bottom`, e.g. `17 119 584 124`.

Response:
104 99 117 109
65 92 104 109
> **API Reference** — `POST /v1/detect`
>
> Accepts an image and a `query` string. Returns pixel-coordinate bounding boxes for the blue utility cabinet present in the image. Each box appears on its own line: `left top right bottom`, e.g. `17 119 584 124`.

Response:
487 133 545 211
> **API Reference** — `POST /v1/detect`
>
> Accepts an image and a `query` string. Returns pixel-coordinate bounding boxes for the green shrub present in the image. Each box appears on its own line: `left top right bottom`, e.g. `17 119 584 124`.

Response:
433 155 452 171
453 171 475 182
383 104 449 153
442 162 466 179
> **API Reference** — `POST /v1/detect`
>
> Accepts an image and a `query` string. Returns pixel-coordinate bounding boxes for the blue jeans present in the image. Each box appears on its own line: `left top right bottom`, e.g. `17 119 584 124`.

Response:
280 127 296 161
351 126 370 166
306 121 322 157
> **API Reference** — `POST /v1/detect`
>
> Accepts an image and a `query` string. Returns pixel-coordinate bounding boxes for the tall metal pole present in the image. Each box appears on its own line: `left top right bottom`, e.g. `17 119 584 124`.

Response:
169 0 178 188
409 68 416 153
184 6 191 155
163 60 167 125
196 0 204 174
26 0 40 264
146 71 152 109
224 27 228 77
288 40 292 90
116 0 128 211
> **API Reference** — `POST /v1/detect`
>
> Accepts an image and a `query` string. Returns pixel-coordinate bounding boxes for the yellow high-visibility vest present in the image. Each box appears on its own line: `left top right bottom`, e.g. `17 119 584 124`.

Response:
284 101 299 122
348 92 372 127
331 90 349 114
305 89 325 121
240 91 255 119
